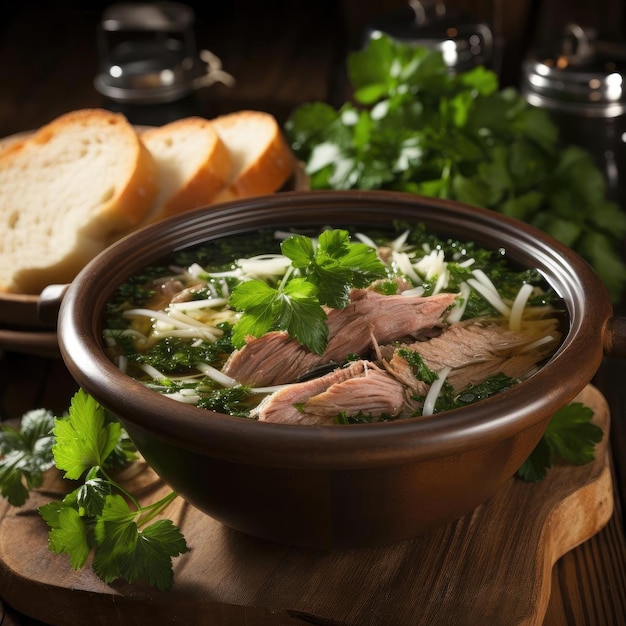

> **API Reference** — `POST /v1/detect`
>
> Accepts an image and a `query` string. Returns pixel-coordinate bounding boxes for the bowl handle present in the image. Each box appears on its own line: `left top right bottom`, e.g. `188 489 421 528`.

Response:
603 316 626 357
37 284 69 328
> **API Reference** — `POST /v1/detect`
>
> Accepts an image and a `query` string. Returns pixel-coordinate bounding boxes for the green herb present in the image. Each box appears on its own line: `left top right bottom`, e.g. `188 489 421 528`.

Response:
196 385 256 416
454 373 518 405
116 326 234 375
516 403 603 482
0 409 55 506
0 390 188 590
396 348 438 384
229 229 387 354
230 276 329 354
285 35 626 301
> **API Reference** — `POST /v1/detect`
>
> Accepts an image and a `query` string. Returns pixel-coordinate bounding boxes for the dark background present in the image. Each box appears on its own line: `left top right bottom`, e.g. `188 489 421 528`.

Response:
2 0 625 135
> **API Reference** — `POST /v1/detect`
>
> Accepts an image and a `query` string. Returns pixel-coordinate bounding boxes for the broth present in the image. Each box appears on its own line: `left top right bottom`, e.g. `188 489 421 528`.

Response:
103 224 564 424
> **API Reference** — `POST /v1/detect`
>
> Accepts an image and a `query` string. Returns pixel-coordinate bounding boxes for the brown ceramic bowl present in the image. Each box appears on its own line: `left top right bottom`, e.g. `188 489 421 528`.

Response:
55 190 626 549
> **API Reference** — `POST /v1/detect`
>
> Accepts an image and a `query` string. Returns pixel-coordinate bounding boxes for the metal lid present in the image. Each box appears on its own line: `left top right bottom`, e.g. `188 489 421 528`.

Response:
94 2 234 104
521 24 626 117
365 0 493 72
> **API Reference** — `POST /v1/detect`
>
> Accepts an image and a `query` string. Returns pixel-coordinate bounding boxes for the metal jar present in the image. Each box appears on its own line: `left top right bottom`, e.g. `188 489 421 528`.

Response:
521 24 626 209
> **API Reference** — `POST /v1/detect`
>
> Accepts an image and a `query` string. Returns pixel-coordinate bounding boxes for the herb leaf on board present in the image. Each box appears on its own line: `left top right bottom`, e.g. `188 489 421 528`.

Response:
516 403 603 482
34 389 188 590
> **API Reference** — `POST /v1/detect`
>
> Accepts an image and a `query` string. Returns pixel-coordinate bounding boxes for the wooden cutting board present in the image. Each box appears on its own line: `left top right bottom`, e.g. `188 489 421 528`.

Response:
0 385 613 626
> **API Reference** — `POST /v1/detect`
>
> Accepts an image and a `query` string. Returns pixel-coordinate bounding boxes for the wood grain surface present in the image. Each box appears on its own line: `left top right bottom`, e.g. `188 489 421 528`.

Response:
0 386 613 626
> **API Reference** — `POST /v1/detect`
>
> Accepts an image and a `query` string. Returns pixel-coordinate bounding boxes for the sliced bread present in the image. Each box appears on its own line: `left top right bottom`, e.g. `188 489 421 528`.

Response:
211 110 295 202
0 108 157 294
140 117 232 223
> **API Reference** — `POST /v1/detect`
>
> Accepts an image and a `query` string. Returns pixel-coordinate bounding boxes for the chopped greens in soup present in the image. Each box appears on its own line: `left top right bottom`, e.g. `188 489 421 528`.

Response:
103 224 563 424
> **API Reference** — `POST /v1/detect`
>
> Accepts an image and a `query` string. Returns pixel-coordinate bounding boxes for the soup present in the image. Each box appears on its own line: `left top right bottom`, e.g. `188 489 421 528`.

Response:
103 224 563 424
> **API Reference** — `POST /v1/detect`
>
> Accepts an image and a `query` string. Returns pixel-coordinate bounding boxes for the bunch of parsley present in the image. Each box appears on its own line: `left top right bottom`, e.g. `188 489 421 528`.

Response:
285 35 626 301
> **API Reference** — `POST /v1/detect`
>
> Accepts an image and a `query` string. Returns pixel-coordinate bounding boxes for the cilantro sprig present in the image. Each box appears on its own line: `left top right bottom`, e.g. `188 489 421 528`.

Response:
0 390 188 590
229 229 387 354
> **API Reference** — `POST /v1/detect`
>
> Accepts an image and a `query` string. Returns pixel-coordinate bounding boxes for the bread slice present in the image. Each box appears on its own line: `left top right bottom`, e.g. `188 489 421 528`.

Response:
0 108 157 294
140 117 232 223
211 110 295 202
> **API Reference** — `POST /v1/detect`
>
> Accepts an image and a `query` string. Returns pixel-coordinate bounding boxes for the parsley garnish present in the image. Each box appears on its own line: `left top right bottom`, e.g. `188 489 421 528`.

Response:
229 229 387 354
0 409 55 506
0 390 188 590
516 403 603 482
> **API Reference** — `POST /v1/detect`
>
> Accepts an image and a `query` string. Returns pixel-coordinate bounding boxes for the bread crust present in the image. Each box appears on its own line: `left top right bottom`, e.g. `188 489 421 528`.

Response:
141 117 232 223
211 110 295 202
0 108 158 294
0 108 298 295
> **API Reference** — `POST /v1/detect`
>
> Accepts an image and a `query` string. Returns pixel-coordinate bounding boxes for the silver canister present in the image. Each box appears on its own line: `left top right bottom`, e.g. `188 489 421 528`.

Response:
364 0 494 73
94 1 233 105
521 24 626 208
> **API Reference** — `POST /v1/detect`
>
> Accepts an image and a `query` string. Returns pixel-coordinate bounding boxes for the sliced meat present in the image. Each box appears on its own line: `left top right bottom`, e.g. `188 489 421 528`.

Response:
383 355 429 397
252 319 561 425
387 319 561 392
221 330 322 389
223 290 457 386
252 360 370 424
447 353 542 391
301 362 406 421
253 360 407 425
322 290 456 363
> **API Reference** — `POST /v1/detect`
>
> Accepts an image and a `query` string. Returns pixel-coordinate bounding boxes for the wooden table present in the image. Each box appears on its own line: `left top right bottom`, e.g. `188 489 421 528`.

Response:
1 3 626 625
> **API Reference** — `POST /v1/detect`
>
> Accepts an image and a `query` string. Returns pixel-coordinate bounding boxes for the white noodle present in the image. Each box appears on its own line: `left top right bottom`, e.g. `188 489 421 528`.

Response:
401 285 426 297
116 355 127 374
194 362 239 387
390 229 410 251
123 307 222 340
152 329 221 341
467 278 511 316
392 250 421 283
355 232 378 249
169 298 229 310
249 384 291 394
163 392 201 404
471 269 500 295
140 363 166 380
446 282 471 323
509 283 534 332
237 254 291 278
519 334 556 353
422 366 452 416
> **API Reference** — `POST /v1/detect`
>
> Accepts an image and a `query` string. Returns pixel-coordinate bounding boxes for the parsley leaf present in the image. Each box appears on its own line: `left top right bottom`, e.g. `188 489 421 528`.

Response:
517 403 603 482
22 389 190 591
230 277 329 354
52 391 121 480
516 437 551 483
282 229 388 308
91 494 187 590
229 230 387 354
0 409 55 506
41 503 91 570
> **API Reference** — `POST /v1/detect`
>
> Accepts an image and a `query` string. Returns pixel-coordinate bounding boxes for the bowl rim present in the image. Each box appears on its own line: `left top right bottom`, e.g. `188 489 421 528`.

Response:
57 190 613 469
